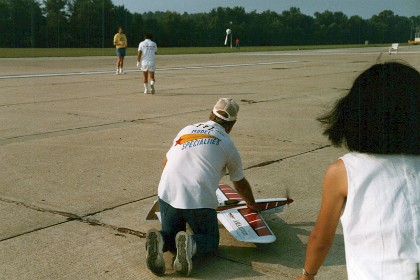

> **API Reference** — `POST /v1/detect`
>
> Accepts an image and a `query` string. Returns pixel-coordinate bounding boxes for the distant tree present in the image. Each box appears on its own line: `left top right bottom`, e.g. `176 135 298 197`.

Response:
68 0 121 47
187 12 210 46
68 0 94 47
280 7 315 45
409 15 420 41
113 3 132 42
1 2 416 48
246 10 264 46
252 10 279 45
130 13 144 46
347 16 368 44
1 0 44 47
392 16 412 42
0 0 13 47
369 10 399 43
158 11 185 47
141 12 162 46
314 10 349 44
43 0 69 47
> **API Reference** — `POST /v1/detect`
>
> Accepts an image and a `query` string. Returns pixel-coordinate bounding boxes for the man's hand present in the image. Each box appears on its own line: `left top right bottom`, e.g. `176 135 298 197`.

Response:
136 61 140 67
232 178 258 211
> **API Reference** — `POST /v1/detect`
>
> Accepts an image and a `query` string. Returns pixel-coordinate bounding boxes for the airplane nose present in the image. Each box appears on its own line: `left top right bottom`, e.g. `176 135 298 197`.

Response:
287 198 294 204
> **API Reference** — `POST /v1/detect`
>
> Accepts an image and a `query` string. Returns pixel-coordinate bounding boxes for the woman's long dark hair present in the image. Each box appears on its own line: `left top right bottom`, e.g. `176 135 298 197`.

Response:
318 62 420 154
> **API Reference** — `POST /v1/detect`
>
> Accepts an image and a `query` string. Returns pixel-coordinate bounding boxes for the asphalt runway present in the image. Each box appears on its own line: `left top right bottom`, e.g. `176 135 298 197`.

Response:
1 45 420 279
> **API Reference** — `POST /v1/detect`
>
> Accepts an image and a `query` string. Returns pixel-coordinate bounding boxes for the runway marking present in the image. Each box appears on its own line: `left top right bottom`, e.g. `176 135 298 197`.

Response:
158 61 299 71
0 60 300 79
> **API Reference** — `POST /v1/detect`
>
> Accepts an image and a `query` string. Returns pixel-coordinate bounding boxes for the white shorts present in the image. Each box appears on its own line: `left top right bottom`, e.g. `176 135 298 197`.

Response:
141 60 156 72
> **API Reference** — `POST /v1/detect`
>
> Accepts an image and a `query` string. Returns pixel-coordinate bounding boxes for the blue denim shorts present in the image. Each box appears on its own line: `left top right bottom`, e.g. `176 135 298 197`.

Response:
116 48 126 57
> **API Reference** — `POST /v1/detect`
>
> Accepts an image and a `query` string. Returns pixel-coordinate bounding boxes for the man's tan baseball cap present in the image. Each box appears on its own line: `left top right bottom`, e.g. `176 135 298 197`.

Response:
212 98 239 121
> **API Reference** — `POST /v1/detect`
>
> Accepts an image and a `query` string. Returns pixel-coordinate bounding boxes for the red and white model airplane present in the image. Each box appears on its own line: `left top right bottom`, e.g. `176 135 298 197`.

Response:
146 183 293 243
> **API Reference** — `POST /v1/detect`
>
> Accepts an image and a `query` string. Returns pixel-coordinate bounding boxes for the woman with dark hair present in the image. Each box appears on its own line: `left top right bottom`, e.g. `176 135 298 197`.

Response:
297 62 420 280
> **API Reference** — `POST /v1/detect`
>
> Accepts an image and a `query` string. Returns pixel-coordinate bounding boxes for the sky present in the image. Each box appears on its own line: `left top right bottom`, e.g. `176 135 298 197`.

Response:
111 0 419 19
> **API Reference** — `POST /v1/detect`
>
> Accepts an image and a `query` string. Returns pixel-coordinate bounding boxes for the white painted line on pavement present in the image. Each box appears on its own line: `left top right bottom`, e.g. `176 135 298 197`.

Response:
0 61 300 79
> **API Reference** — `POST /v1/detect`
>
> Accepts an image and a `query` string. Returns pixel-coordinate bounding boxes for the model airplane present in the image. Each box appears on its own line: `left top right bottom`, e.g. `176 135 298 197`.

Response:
145 183 293 243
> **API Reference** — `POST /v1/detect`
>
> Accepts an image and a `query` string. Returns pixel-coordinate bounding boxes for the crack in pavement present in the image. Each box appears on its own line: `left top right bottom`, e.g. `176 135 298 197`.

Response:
215 254 294 278
0 108 206 146
1 93 332 242
0 144 332 243
0 195 155 242
245 144 332 170
0 95 311 146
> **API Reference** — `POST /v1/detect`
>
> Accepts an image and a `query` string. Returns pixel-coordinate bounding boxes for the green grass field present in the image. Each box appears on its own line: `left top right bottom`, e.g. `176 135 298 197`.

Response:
0 44 388 58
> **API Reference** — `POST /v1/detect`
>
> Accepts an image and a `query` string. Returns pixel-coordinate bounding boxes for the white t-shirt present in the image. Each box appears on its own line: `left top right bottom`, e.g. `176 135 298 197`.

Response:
138 39 157 62
158 121 244 209
340 152 420 280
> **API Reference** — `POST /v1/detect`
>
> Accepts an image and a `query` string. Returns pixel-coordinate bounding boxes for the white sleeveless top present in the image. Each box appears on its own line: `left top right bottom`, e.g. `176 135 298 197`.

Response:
340 152 420 280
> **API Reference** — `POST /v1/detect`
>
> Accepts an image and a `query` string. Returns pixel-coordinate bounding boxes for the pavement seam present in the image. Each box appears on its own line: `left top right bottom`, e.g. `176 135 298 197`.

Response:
214 254 294 278
244 144 332 170
0 61 301 80
1 144 332 243
0 110 205 146
1 144 332 242
1 94 317 146
0 195 154 242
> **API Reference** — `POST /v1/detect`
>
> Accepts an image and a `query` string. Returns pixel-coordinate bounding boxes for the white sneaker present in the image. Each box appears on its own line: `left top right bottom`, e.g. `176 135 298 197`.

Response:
173 231 193 276
120 69 124 75
146 229 165 276
116 69 120 75
144 89 149 94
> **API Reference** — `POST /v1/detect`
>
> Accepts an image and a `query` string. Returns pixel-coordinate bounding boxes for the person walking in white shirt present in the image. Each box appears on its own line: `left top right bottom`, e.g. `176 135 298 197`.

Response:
137 33 157 94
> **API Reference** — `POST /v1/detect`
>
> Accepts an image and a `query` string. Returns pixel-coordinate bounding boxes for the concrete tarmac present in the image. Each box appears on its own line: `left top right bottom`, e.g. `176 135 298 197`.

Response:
1 45 420 279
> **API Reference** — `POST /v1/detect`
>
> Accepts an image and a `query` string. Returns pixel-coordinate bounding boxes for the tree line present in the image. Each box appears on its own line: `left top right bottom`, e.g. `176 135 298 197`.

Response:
1 0 419 48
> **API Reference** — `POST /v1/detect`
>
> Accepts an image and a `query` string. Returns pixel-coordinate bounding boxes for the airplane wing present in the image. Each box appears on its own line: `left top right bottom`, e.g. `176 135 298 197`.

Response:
216 183 292 243
216 183 246 209
217 207 276 243
146 184 292 244
216 184 290 213
217 183 243 201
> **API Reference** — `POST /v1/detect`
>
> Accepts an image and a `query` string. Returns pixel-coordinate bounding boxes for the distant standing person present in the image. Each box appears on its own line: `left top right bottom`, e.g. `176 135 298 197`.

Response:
113 26 127 75
137 33 157 94
235 38 240 49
